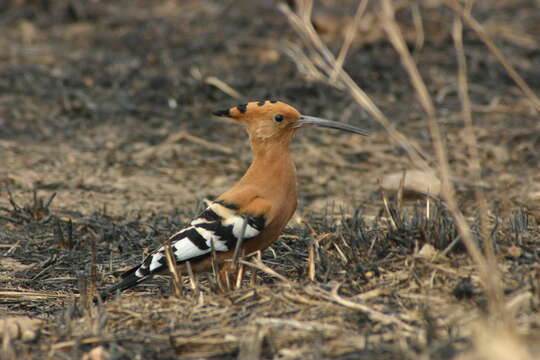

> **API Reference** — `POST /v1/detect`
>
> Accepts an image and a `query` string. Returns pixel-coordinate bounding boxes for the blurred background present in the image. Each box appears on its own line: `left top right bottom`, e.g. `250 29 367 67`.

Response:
1 0 539 217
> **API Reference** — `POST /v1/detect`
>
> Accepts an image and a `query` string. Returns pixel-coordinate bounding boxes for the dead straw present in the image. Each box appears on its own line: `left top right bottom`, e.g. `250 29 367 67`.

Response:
185 261 200 296
278 1 432 172
307 242 316 281
329 0 368 83
164 238 183 298
380 0 503 315
239 257 291 286
279 0 529 346
452 13 500 305
235 257 245 289
306 284 414 332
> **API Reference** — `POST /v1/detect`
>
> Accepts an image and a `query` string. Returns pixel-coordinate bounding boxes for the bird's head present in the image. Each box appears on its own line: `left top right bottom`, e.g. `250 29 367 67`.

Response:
212 100 368 142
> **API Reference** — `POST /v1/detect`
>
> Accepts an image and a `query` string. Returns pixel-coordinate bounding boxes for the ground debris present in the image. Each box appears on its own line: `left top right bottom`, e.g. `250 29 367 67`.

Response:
0 316 43 342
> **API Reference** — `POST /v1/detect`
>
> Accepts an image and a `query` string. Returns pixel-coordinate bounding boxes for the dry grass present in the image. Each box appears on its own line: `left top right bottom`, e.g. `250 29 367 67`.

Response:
381 0 502 315
279 0 538 359
280 2 433 172
2 191 538 359
1 1 539 359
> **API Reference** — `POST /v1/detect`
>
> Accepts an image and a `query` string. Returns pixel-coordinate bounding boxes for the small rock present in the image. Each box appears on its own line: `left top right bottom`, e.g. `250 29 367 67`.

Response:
417 243 437 259
381 170 441 198
82 346 110 360
507 245 522 258
21 329 37 342
0 317 43 341
255 48 280 64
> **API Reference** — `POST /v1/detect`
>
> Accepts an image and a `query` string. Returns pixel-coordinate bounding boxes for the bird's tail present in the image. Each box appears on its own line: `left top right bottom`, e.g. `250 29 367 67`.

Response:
96 268 151 301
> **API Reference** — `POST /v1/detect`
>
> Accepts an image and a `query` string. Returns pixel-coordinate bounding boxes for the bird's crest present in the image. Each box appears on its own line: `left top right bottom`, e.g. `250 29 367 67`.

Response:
213 100 301 140
213 100 299 120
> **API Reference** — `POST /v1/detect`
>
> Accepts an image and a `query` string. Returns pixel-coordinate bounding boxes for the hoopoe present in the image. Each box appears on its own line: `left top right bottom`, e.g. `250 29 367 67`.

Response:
102 100 367 297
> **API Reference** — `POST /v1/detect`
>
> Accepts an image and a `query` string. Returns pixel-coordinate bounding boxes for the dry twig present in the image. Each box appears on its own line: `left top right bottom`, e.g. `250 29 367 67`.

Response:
306 284 414 332
205 76 243 99
452 13 499 306
239 257 291 285
164 238 183 298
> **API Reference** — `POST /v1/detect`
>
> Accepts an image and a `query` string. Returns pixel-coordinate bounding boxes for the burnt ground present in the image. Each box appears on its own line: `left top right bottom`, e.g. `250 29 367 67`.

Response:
0 0 539 359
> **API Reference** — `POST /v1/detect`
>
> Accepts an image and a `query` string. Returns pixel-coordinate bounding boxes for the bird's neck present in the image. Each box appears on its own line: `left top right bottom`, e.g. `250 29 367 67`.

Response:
240 136 297 191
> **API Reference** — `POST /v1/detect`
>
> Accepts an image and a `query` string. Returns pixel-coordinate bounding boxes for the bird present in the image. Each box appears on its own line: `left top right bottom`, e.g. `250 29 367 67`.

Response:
101 100 368 298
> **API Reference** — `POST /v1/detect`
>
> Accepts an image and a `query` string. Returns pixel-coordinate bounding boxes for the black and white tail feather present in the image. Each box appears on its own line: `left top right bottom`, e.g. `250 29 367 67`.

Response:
100 200 265 299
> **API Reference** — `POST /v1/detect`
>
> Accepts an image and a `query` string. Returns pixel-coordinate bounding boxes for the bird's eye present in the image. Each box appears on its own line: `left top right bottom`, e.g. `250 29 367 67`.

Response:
273 114 284 123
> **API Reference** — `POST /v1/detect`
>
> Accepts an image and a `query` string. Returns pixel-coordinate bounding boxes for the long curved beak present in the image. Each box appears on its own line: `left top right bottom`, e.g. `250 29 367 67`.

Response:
293 115 368 136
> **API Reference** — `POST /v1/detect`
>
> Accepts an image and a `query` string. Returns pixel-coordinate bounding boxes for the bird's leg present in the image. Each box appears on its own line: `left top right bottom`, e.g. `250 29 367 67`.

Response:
232 218 248 265
218 217 249 291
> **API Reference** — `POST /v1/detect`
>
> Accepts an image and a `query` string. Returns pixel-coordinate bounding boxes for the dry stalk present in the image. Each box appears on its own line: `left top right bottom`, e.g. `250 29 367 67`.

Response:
50 336 111 350
278 1 432 172
397 169 406 213
307 284 414 332
425 191 430 220
239 257 291 286
77 272 89 312
444 0 540 112
281 0 517 327
209 239 225 292
90 234 98 300
0 290 70 300
235 259 245 289
452 15 498 300
441 235 461 257
255 317 341 332
185 261 200 296
330 0 369 83
204 76 243 99
133 130 232 161
382 191 398 230
223 267 232 290
380 0 504 315
308 242 316 281
164 237 183 298
410 1 424 53
332 242 348 263
250 251 263 287
174 131 233 154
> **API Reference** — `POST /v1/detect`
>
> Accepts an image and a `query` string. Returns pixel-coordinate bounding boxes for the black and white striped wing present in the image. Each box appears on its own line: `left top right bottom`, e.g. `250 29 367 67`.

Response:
103 201 265 295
